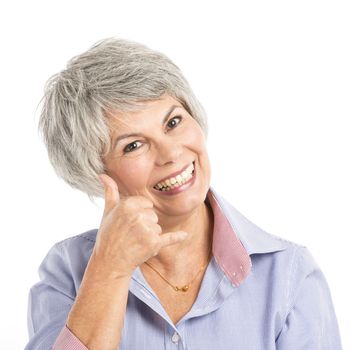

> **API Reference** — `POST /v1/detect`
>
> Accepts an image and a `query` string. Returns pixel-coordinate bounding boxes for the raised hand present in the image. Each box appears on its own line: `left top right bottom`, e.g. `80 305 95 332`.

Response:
93 174 189 279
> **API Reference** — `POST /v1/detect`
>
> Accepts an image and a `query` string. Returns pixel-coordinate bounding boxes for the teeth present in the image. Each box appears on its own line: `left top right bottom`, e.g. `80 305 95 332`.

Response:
181 170 189 178
154 162 195 190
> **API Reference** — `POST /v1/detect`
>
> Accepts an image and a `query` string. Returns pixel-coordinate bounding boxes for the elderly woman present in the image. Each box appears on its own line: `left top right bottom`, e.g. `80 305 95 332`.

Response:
26 38 342 350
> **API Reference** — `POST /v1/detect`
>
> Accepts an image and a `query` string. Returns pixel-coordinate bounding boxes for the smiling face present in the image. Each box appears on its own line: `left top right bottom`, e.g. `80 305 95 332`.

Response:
102 95 211 219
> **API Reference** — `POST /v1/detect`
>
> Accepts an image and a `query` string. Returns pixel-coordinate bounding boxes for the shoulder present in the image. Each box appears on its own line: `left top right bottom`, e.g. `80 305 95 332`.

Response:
51 228 98 260
210 187 305 255
53 228 98 266
45 229 98 262
41 228 98 266
209 187 320 282
39 229 98 294
55 228 98 247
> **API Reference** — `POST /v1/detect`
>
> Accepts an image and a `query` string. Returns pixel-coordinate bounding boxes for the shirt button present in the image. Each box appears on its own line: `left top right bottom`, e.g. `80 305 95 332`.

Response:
171 332 180 343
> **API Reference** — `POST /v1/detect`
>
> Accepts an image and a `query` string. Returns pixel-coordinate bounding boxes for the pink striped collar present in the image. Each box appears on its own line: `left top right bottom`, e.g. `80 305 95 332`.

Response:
206 187 288 287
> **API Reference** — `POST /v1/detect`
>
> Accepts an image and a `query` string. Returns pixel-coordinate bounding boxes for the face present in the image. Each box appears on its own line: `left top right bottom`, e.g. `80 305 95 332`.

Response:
102 95 211 219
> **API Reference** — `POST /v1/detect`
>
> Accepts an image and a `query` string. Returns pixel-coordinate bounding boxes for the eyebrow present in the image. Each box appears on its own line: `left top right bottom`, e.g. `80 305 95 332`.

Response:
112 104 182 148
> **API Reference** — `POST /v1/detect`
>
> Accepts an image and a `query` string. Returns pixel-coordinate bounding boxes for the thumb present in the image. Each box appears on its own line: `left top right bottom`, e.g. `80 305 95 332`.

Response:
158 230 189 249
98 173 120 216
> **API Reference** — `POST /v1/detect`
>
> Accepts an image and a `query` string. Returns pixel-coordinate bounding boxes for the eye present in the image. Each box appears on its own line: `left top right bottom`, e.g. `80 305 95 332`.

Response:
167 116 182 129
123 140 143 153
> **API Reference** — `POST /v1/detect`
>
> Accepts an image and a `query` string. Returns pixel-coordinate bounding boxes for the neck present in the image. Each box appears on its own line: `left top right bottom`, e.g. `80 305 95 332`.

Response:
144 199 214 279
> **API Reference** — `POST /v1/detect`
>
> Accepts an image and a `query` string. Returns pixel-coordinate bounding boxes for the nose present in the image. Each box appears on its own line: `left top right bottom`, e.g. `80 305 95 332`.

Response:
154 137 183 166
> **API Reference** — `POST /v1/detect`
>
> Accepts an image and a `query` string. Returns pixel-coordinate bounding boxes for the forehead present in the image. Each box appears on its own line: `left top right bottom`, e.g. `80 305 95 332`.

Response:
107 95 184 132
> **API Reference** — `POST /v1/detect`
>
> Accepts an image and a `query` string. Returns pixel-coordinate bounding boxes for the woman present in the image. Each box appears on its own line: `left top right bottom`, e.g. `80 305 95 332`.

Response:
26 38 342 349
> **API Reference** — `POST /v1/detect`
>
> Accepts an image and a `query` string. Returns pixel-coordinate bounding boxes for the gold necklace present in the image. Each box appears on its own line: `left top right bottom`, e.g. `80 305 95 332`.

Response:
144 247 212 292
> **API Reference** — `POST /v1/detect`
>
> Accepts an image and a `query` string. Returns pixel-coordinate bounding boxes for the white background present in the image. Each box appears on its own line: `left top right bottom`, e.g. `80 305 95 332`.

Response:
0 0 349 348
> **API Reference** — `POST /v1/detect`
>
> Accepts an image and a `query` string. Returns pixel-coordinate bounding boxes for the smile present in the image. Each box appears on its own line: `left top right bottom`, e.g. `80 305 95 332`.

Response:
153 162 195 191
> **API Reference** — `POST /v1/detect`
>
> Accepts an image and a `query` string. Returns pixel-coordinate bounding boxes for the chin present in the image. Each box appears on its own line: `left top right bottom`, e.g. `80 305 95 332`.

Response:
157 187 209 216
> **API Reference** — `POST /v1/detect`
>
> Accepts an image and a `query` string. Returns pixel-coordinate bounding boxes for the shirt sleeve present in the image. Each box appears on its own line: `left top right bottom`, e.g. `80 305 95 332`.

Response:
52 326 88 350
275 247 342 349
25 242 88 350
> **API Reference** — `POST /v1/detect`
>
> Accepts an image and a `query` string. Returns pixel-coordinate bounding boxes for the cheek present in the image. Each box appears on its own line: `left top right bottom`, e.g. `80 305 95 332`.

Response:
184 123 207 154
185 123 211 176
108 160 151 194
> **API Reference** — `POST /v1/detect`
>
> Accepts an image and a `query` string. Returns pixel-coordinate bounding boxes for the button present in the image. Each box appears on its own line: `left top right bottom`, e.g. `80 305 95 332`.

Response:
171 332 180 343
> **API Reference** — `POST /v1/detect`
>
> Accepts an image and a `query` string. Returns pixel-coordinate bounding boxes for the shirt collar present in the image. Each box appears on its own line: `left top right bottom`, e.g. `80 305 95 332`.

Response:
207 186 289 286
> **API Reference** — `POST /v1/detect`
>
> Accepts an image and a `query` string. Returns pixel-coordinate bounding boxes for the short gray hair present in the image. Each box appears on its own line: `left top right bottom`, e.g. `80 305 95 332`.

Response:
38 37 208 200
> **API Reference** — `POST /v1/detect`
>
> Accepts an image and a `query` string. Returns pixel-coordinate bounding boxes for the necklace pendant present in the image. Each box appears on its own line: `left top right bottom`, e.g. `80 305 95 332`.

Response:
174 285 189 292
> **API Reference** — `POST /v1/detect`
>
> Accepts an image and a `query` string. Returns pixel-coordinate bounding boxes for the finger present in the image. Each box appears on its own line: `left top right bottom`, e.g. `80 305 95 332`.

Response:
141 209 159 223
151 223 162 235
98 174 120 215
158 231 189 249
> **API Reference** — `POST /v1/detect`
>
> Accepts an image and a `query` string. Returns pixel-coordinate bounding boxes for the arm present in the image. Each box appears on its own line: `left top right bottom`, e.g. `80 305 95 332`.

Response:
275 247 342 349
25 242 86 350
26 174 188 350
25 242 131 350
64 252 131 350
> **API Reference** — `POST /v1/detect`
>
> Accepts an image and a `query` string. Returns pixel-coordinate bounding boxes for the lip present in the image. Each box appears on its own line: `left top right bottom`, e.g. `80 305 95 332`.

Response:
152 161 195 188
154 163 196 195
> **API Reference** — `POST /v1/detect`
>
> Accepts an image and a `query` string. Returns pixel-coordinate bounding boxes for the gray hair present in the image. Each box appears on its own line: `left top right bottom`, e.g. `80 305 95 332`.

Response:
38 37 208 200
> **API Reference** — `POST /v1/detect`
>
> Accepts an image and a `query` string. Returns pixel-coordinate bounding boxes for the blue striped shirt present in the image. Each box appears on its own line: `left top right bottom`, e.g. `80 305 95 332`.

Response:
26 187 342 349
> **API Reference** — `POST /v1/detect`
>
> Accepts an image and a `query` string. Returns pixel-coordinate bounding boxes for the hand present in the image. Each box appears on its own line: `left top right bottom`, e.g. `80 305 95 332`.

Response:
93 174 189 279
